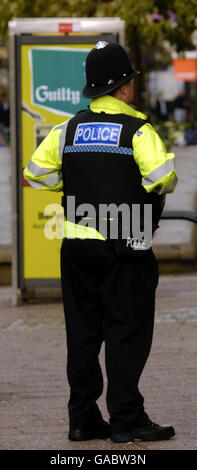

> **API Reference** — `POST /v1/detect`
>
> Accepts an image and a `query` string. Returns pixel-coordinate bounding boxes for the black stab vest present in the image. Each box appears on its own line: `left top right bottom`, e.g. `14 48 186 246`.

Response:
61 109 163 241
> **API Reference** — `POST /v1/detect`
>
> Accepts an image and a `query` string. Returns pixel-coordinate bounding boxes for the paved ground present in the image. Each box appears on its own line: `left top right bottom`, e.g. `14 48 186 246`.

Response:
0 273 197 451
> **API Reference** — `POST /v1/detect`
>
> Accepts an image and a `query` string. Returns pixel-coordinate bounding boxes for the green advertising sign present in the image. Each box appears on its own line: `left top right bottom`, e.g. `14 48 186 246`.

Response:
29 46 90 116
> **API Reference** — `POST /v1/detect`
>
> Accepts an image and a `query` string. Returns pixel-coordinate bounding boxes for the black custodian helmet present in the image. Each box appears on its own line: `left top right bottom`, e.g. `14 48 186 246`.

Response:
82 41 139 98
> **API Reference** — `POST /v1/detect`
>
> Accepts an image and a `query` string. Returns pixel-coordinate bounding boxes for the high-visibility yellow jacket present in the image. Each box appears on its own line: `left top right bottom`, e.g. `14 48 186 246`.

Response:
24 95 178 239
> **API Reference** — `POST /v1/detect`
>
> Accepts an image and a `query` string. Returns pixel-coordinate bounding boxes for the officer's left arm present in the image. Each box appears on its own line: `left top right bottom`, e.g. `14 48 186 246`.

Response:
132 123 178 194
23 121 69 191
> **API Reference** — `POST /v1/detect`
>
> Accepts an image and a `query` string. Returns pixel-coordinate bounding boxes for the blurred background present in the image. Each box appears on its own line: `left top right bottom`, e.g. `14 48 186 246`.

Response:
0 0 197 289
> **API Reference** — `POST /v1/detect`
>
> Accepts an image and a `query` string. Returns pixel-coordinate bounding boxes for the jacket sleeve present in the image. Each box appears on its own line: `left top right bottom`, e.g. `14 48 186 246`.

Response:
23 120 69 191
132 122 178 194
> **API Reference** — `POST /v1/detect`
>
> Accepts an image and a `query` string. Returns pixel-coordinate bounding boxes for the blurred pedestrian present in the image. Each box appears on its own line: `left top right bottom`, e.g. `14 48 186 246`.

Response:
0 92 10 143
173 90 189 122
155 92 169 121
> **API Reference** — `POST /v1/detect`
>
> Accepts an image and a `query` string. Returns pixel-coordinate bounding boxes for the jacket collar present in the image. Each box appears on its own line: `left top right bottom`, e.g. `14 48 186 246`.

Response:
90 95 147 121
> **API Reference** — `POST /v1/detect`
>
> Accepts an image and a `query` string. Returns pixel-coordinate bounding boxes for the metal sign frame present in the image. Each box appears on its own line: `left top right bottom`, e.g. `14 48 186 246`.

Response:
9 18 125 305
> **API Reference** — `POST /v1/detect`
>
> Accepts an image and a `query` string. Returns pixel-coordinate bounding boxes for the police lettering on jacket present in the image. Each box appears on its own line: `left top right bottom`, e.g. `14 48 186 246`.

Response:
74 122 122 146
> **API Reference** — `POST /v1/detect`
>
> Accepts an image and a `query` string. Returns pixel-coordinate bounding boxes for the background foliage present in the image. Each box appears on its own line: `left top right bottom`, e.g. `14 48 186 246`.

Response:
1 0 197 108
1 0 197 56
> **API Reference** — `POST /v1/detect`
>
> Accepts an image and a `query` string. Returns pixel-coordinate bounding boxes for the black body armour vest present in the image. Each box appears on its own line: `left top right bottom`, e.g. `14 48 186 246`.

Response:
62 109 163 253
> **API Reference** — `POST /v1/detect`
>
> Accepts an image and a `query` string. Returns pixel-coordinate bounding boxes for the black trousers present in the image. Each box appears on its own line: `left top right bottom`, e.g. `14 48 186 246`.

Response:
60 238 159 434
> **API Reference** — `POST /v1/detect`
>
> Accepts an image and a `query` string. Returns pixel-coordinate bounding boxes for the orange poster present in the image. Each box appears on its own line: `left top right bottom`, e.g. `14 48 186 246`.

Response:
173 58 197 81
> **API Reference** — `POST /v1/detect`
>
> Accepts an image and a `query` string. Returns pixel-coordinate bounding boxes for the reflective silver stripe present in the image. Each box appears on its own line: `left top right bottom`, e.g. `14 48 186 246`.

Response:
27 160 54 177
59 121 70 159
142 159 175 186
42 172 62 186
27 180 46 189
27 172 62 188
159 175 178 194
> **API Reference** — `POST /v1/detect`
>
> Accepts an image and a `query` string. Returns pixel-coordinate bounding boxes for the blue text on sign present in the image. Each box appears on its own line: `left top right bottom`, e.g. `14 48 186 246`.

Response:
74 122 122 146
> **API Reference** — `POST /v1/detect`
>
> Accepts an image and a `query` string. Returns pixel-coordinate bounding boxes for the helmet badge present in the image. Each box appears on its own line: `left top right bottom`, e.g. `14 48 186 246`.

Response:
95 41 108 49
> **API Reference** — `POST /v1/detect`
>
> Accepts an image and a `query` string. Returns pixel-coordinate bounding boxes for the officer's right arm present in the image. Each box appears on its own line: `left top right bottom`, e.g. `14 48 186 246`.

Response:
23 121 69 191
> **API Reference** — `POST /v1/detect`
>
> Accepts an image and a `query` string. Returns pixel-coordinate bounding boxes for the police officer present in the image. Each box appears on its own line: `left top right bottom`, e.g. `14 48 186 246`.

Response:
24 41 177 443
